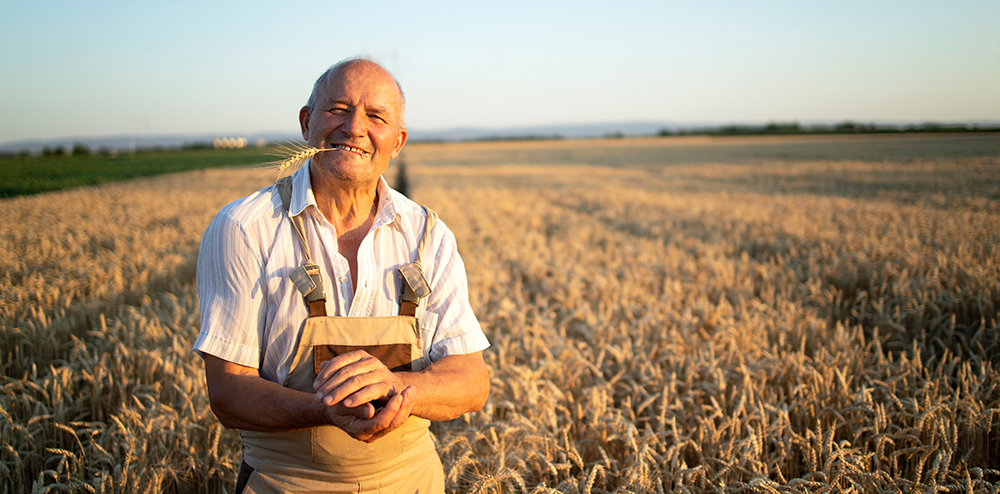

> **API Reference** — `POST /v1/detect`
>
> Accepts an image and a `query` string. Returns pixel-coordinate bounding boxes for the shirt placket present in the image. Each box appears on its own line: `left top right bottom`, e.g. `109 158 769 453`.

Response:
348 227 378 317
307 211 353 317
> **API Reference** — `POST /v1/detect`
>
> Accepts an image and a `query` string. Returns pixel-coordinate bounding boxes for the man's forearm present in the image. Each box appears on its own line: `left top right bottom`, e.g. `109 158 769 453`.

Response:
204 354 331 432
397 352 490 421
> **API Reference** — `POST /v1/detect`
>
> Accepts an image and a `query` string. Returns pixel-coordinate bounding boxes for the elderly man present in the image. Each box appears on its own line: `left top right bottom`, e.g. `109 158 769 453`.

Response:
194 58 490 493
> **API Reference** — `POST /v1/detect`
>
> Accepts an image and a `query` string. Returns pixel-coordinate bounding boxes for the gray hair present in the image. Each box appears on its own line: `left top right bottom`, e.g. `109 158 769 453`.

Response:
306 57 406 128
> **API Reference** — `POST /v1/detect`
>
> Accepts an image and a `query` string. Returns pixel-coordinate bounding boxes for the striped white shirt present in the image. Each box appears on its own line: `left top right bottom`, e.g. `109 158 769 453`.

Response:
194 163 489 385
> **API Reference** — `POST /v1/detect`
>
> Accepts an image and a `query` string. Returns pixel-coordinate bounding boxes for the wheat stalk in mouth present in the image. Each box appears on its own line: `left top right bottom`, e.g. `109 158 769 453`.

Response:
261 141 333 176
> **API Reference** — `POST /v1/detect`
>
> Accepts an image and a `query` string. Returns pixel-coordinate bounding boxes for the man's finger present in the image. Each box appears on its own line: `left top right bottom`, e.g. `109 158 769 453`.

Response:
325 401 386 437
314 355 403 407
370 392 403 426
313 350 375 390
339 382 395 408
359 393 407 442
320 380 391 407
316 367 393 406
341 401 375 419
313 352 386 393
386 386 416 430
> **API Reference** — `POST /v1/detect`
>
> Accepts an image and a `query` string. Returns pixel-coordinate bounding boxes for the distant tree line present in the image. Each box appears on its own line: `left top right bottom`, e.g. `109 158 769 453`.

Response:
13 143 114 159
0 140 245 160
659 121 1000 137
40 143 94 157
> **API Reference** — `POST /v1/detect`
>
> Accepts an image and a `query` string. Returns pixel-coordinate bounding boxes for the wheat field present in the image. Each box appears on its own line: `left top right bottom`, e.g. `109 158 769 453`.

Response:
1 135 998 493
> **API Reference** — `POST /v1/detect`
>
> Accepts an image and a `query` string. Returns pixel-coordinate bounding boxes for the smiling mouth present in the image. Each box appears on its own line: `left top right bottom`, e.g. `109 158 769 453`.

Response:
329 144 369 156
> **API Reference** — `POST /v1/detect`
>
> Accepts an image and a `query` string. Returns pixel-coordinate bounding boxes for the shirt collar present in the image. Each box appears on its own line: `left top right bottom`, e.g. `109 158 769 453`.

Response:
288 162 314 217
289 160 400 228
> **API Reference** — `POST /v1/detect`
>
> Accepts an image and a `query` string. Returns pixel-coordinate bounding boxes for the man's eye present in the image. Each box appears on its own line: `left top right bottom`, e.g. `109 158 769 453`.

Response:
369 114 386 123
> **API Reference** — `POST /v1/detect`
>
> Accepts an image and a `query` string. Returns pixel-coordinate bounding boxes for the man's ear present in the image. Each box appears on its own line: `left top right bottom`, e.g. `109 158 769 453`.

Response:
391 128 408 158
299 106 312 141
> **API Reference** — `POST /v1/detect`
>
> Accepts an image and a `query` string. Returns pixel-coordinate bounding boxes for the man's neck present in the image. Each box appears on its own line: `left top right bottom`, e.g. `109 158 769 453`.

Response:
309 170 379 232
314 182 378 233
308 169 381 293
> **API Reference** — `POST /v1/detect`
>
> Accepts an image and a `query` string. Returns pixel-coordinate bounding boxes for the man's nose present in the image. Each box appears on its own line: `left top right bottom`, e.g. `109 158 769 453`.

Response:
342 109 367 137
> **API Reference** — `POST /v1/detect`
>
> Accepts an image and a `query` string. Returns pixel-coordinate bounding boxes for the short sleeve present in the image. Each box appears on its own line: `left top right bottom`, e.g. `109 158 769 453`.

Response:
421 222 490 362
193 208 268 368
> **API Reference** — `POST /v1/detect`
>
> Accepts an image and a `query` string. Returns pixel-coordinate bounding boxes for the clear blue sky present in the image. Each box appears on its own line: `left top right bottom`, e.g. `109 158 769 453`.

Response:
1 0 997 144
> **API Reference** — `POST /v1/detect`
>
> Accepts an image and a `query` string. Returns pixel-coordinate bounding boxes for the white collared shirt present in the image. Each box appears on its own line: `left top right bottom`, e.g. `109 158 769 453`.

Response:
194 163 489 384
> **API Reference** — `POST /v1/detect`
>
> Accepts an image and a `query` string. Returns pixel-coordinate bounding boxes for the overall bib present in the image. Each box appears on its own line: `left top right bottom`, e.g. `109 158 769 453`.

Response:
237 177 445 494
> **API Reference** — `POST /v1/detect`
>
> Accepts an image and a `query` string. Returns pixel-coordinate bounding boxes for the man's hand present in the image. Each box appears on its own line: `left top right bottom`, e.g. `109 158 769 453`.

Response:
312 350 416 442
313 350 405 408
323 385 417 443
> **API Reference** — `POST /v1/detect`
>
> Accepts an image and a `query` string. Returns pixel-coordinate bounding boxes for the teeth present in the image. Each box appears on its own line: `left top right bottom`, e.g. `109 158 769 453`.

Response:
332 144 366 155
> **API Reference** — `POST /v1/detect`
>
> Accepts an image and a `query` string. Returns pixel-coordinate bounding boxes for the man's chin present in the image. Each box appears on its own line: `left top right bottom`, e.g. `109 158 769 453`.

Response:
314 154 369 171
312 159 386 185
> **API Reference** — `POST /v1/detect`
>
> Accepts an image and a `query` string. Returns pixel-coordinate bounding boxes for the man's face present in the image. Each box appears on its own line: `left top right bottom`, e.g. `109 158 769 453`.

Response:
299 62 407 186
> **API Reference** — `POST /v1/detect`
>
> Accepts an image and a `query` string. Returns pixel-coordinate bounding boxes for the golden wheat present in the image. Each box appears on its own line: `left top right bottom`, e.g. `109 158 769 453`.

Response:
260 142 331 177
1 135 998 492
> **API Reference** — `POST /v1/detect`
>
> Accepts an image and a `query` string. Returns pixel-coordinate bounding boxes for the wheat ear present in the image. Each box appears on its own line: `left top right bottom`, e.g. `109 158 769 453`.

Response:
260 141 332 177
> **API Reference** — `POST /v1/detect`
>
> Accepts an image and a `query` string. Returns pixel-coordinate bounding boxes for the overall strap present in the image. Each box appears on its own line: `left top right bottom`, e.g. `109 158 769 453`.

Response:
277 177 437 318
398 207 437 317
276 177 328 317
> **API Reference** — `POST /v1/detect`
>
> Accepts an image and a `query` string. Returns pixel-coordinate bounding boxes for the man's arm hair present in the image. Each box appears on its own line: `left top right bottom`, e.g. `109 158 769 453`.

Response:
203 353 333 431
397 352 489 421
312 350 489 423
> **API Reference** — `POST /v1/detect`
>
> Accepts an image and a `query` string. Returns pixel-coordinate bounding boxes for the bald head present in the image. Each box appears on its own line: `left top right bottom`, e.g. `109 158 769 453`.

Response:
307 58 406 127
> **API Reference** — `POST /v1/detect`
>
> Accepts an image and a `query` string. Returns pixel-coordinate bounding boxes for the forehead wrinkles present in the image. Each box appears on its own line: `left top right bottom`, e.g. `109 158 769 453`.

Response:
321 65 403 123
328 89 398 115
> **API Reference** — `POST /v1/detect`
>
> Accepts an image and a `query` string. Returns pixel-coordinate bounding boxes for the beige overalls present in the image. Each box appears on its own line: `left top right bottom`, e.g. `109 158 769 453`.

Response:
236 177 445 494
